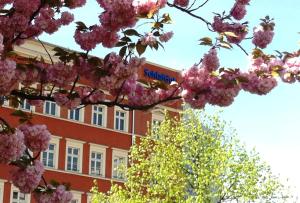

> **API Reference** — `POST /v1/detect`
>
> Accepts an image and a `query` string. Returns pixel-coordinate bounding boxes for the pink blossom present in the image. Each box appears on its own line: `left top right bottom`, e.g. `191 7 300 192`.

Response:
141 33 157 46
0 59 16 85
0 34 4 53
65 0 86 8
0 129 26 164
46 63 77 87
18 124 51 152
252 26 274 49
134 0 167 16
159 31 174 43
230 3 247 20
60 12 74 25
53 93 81 109
237 0 250 4
11 160 44 193
174 0 189 7
202 48 220 72
34 184 73 203
241 73 277 95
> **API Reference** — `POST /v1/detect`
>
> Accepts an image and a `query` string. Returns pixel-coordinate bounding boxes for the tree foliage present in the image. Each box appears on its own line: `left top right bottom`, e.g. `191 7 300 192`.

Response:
92 111 289 203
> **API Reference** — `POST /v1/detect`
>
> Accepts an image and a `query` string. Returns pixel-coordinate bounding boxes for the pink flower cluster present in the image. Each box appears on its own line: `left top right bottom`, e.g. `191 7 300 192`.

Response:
133 0 167 16
0 59 16 92
0 1 75 46
212 16 248 44
35 185 73 203
202 48 220 72
230 0 250 20
11 160 44 193
252 26 274 49
47 63 77 88
0 129 26 164
159 31 174 43
173 0 189 7
18 124 51 152
141 33 157 46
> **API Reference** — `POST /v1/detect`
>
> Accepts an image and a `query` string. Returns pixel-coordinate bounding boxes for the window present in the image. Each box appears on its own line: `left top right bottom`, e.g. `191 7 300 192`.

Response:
151 110 165 139
1 96 9 106
89 144 107 177
42 143 55 168
69 107 84 122
67 147 80 172
11 186 30 203
65 139 84 173
112 149 128 180
92 105 106 127
41 136 60 169
20 99 32 111
71 191 82 203
114 108 128 132
44 101 60 116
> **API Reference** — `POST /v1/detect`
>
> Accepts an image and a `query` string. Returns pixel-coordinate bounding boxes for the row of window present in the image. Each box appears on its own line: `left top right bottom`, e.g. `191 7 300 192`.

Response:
42 137 128 180
0 183 88 203
3 99 129 132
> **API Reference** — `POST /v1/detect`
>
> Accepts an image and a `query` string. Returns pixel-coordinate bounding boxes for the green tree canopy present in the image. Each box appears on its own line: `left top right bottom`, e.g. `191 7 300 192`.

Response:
92 111 290 203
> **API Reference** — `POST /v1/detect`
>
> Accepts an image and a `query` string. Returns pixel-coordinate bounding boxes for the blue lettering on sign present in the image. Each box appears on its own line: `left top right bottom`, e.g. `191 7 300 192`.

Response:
144 69 176 84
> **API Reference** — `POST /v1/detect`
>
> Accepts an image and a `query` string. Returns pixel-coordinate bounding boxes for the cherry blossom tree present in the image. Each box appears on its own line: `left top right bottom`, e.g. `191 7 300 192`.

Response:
0 0 299 202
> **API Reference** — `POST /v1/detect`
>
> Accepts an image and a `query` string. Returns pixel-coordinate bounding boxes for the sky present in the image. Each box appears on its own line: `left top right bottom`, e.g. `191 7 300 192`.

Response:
40 0 300 199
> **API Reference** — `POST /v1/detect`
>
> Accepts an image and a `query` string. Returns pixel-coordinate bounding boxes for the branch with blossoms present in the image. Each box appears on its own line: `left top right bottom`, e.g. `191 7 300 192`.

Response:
0 0 300 202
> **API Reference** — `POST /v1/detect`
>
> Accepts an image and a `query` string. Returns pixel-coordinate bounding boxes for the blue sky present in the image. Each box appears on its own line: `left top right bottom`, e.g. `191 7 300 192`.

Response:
40 0 300 198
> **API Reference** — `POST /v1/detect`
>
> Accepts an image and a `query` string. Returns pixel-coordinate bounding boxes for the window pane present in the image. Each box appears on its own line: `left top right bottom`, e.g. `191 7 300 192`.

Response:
93 113 97 125
97 114 102 126
49 144 55 151
51 103 56 115
73 148 78 155
120 119 124 131
45 102 50 114
116 118 119 130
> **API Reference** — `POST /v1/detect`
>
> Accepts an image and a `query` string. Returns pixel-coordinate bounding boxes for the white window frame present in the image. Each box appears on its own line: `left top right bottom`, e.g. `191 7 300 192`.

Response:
112 148 128 180
43 100 60 117
0 179 4 203
65 139 84 173
91 105 107 127
114 107 129 132
10 185 31 203
19 98 35 112
2 96 9 106
152 110 165 127
70 191 82 203
41 136 60 169
89 144 107 177
68 107 84 122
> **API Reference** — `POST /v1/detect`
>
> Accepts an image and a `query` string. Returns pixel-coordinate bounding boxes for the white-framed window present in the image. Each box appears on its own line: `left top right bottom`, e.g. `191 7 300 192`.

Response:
1 96 9 106
112 149 128 180
114 107 128 132
41 136 60 169
65 139 84 173
19 99 34 112
70 191 82 203
44 100 60 117
0 179 4 203
89 144 107 177
11 186 30 203
68 107 84 122
152 110 165 131
92 105 106 127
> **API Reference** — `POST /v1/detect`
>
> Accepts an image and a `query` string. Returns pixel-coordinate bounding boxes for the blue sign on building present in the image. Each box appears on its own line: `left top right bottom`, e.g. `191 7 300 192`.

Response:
144 69 176 84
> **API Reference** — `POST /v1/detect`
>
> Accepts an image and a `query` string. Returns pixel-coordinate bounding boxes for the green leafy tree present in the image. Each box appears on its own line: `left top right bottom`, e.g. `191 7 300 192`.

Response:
92 111 290 203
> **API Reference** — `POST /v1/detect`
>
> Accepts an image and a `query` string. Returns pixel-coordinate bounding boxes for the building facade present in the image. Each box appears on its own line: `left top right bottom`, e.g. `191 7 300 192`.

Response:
0 40 182 203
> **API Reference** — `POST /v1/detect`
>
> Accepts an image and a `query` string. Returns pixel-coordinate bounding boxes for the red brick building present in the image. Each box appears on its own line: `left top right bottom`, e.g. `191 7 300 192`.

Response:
0 40 182 203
